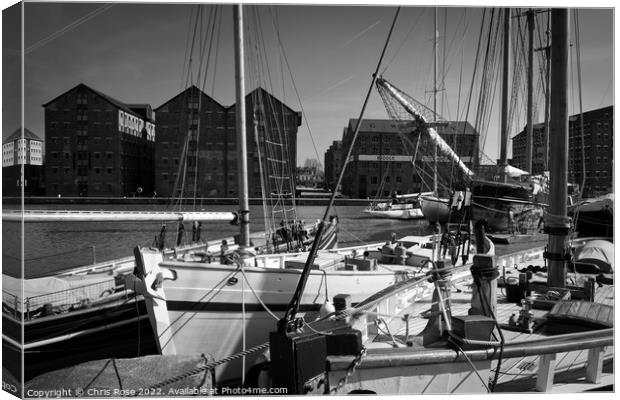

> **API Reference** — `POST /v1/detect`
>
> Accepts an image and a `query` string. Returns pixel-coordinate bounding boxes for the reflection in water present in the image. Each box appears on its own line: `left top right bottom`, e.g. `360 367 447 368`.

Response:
3 204 434 278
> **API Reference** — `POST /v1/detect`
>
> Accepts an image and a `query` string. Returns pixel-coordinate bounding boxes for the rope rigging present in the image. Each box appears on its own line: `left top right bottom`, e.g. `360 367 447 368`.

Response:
169 4 223 212
246 8 299 239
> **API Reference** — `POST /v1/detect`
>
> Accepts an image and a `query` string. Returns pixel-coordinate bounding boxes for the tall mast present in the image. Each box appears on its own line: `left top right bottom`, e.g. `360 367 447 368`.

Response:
433 7 438 195
234 4 250 250
279 8 402 330
525 9 534 173
543 10 551 171
434 8 438 118
547 8 569 288
499 8 511 182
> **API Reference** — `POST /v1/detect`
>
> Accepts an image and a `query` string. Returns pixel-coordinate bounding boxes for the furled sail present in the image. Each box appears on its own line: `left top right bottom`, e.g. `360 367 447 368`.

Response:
376 77 474 180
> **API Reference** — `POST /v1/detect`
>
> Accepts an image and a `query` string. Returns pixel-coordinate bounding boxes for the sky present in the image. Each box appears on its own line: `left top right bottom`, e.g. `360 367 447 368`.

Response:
1 1 615 166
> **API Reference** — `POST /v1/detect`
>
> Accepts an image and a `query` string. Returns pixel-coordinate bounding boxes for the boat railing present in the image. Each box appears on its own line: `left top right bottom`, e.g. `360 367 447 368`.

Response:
2 279 127 320
328 328 613 392
329 244 612 393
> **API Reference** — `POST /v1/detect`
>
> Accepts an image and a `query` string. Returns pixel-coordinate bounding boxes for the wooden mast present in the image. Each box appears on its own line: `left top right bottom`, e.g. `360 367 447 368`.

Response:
234 4 250 250
543 10 552 172
525 9 535 173
547 8 569 288
432 7 438 195
499 8 510 182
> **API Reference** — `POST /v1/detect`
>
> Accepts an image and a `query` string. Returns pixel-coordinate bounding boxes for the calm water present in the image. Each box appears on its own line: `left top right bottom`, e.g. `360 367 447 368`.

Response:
2 204 434 278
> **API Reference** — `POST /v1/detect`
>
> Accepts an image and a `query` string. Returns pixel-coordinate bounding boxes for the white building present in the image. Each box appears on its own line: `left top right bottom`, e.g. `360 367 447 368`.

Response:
2 128 44 167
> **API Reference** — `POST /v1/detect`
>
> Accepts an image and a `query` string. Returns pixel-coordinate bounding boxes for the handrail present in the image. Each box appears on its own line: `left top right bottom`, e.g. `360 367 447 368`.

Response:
327 330 613 370
352 264 471 313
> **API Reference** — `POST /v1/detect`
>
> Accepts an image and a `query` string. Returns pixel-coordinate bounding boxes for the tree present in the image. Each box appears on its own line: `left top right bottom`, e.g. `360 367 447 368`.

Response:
303 158 322 171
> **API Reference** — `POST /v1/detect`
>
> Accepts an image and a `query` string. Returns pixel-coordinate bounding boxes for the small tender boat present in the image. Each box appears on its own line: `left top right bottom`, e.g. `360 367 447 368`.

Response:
419 194 451 224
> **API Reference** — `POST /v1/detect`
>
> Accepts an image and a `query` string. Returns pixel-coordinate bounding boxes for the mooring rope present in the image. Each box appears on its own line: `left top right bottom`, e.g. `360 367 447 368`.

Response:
139 342 270 393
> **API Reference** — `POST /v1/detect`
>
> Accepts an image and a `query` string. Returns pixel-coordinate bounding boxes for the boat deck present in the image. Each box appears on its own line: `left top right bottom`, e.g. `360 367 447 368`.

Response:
492 282 614 392
368 271 614 392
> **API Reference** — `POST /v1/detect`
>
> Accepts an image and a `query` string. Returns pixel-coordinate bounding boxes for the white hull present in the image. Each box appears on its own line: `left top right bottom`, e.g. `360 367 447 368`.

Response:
133 243 421 383
162 309 274 383
418 195 451 224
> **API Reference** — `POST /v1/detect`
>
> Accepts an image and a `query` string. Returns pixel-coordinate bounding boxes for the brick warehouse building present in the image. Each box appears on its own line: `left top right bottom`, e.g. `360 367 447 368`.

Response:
324 139 344 192
2 128 45 196
340 119 478 199
512 105 613 197
155 86 300 198
42 83 155 197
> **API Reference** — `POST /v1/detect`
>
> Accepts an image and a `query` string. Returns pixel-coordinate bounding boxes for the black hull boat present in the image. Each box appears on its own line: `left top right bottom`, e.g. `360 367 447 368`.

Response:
570 194 613 238
471 179 545 234
2 295 156 382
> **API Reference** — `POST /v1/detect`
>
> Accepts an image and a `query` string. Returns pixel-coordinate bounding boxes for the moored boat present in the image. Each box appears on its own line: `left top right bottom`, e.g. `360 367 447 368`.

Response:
471 179 545 233
418 194 451 224
2 257 154 381
0 216 327 383
363 193 426 220
129 6 491 386
569 193 613 237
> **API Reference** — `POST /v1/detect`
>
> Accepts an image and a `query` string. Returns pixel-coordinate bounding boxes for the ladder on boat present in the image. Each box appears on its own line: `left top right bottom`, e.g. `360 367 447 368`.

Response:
253 91 298 236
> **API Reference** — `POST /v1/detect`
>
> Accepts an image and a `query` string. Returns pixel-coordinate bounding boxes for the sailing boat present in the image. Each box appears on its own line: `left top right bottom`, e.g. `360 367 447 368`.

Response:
363 192 426 220
128 5 408 385
264 8 613 394
130 5 499 386
362 162 428 220
408 9 546 234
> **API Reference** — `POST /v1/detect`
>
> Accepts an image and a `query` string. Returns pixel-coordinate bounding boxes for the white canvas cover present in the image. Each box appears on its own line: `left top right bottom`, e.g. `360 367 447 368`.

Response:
3 274 116 312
